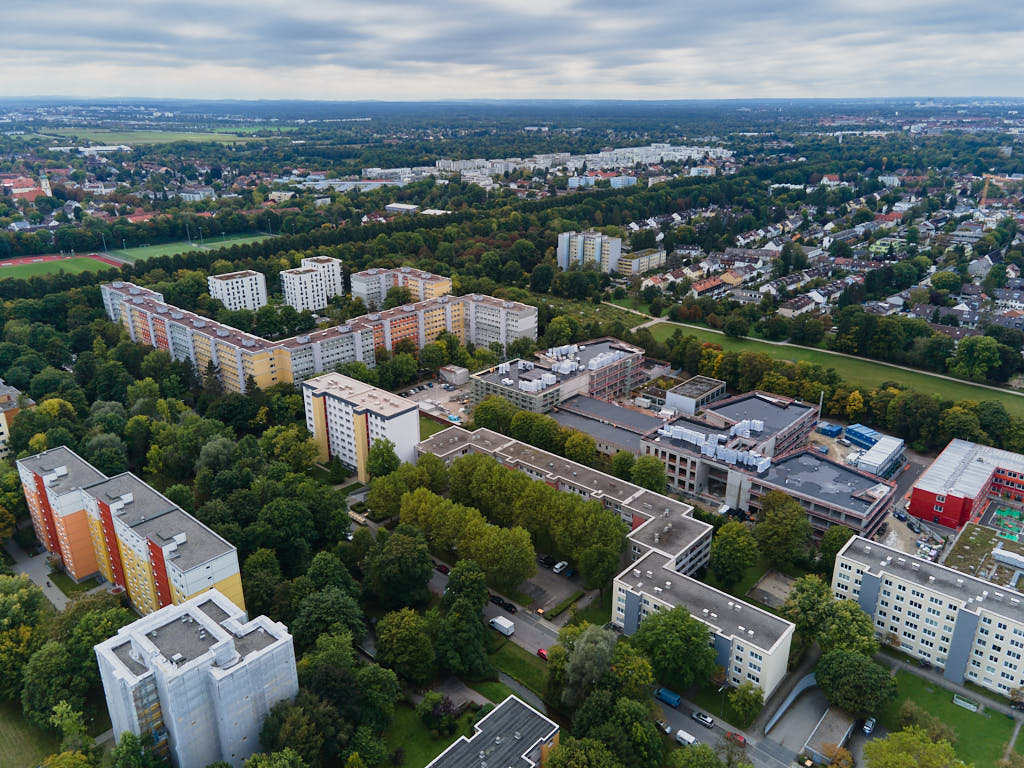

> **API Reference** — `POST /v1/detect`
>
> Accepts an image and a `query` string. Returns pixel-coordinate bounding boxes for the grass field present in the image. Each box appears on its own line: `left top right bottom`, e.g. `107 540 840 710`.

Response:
0 256 115 280
687 680 756 729
47 128 273 144
610 297 653 315
469 680 518 703
488 636 548 697
382 704 475 768
648 321 1024 418
0 700 59 768
50 570 101 597
879 670 1015 767
420 415 449 440
575 590 612 626
109 233 273 263
528 292 640 329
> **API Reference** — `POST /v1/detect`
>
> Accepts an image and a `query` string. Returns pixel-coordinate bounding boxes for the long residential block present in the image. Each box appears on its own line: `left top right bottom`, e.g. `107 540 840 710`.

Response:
303 372 419 482
101 281 536 394
18 447 243 614
834 535 1024 698
417 426 794 697
95 589 297 768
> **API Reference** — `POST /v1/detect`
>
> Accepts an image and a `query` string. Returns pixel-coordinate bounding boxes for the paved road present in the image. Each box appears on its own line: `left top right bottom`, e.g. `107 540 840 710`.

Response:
4 534 70 609
657 698 793 768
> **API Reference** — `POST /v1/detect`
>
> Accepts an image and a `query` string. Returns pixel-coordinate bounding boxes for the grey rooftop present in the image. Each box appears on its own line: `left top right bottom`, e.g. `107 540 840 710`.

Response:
19 446 106 495
761 451 894 516
426 696 557 768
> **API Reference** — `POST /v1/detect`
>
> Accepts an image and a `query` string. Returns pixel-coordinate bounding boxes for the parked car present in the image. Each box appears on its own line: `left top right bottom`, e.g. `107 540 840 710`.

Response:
908 519 922 534
552 561 569 574
536 648 548 661
674 729 697 746
501 600 518 614
691 711 714 729
564 567 578 579
654 687 681 708
537 555 557 569
655 720 672 735
863 717 876 735
893 510 908 521
434 562 450 575
918 657 932 669
489 594 504 607
725 732 746 746
838 437 851 447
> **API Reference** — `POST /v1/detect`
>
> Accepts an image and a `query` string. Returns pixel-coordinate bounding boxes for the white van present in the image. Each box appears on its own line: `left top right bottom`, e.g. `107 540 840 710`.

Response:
675 729 697 746
489 616 515 636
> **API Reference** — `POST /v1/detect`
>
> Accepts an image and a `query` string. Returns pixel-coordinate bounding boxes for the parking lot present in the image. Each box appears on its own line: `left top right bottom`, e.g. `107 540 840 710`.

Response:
400 379 472 422
523 557 586 614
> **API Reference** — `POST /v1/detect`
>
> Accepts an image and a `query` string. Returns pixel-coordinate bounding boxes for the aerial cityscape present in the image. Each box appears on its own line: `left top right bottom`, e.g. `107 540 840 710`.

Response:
2 5 1024 768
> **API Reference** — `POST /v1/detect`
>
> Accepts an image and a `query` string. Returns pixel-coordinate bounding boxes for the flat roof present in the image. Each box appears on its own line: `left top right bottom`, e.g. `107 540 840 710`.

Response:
761 450 895 517
915 439 1024 500
302 372 418 418
0 379 30 412
805 708 855 757
84 473 177 527
426 696 557 768
706 391 815 435
622 550 791 652
669 375 726 399
549 409 647 453
209 270 261 281
132 508 235 571
19 446 106 495
474 360 581 392
556 395 665 434
840 536 1024 626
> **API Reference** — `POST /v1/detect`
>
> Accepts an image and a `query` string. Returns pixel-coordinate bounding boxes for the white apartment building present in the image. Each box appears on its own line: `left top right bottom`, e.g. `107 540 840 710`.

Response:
207 271 267 312
556 231 623 273
302 372 420 482
350 267 452 309
834 536 1024 697
95 589 298 768
280 257 342 312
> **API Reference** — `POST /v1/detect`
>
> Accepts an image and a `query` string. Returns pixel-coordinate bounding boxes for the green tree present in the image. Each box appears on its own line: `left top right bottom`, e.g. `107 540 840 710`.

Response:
781 575 833 638
366 527 433 608
610 642 654 701
753 492 812 567
441 559 488 613
930 271 962 292
470 525 536 594
820 525 856 572
629 456 667 492
562 624 617 708
610 451 635 480
435 597 492 678
42 753 93 768
816 650 897 718
291 587 365 652
366 438 400 478
578 544 622 591
377 608 436 685
948 335 1001 381
631 606 716 692
863 726 965 768
709 522 758 587
245 749 309 768
666 744 724 768
243 549 284 618
728 681 764 725
564 432 598 466
50 702 100 766
21 641 88 727
818 599 879 657
546 738 624 768
108 732 165 768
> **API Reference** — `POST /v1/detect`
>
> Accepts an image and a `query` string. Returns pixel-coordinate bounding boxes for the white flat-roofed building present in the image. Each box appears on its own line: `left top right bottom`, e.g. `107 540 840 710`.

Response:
280 256 343 312
557 230 623 272
833 536 1024 698
299 256 343 298
207 270 267 312
95 589 297 768
385 202 420 215
303 372 419 482
417 425 794 698
350 267 452 309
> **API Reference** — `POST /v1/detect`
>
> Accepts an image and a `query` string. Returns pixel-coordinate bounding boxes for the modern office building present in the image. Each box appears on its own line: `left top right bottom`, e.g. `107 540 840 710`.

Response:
0 378 33 459
618 248 667 275
833 536 1024 697
280 257 344 312
470 339 646 413
206 270 267 312
556 230 623 272
101 281 536 394
550 396 665 456
17 447 243 613
909 439 1024 528
302 372 419 482
418 426 795 697
664 376 727 416
426 696 559 768
95 589 298 768
350 267 452 309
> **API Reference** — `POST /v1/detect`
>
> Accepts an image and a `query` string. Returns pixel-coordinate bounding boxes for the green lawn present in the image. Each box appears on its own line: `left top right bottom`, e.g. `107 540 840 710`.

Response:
609 297 652 315
0 256 115 280
647 321 1024 419
0 699 59 768
704 555 772 598
488 636 548 697
382 703 475 768
879 670 1015 767
469 680 518 703
47 128 274 144
109 234 273 263
526 293 639 329
420 415 449 440
574 590 612 627
687 680 755 729
50 570 101 597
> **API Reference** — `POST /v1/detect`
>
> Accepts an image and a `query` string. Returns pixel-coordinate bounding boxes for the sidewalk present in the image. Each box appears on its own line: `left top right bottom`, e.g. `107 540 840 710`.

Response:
4 536 69 610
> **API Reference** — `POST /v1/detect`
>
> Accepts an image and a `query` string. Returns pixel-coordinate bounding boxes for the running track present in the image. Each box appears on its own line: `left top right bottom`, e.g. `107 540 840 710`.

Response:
0 252 124 269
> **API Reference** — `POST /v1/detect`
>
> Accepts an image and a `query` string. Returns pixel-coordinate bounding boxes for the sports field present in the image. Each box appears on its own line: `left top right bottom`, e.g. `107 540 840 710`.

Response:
109 233 273 263
0 255 119 280
47 128 272 144
648 321 1024 418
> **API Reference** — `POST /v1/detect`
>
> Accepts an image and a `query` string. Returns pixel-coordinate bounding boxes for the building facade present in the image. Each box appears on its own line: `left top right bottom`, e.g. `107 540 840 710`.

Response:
0 378 32 459
18 447 243 613
619 248 667 275
101 282 536 394
302 373 419 482
95 589 298 768
418 426 795 698
280 256 344 312
556 230 623 272
834 536 1024 698
350 267 452 309
206 271 267 312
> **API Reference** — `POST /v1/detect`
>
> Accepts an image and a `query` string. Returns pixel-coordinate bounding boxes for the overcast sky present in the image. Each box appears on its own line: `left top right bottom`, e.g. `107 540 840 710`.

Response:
3 0 1022 100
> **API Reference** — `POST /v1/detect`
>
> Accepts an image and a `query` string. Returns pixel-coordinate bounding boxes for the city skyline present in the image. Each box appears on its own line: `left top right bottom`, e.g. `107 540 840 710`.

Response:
3 0 1023 100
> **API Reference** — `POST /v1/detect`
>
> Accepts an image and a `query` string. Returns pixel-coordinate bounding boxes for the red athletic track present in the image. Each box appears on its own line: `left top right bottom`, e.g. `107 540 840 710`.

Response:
0 252 124 269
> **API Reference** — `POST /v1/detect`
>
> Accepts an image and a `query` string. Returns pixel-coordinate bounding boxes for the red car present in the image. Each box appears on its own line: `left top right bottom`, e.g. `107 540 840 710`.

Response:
536 648 548 661
434 562 450 575
725 732 746 746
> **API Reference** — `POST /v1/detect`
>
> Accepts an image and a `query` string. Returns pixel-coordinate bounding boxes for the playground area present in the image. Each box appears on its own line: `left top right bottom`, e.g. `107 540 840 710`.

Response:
990 507 1024 541
0 253 122 279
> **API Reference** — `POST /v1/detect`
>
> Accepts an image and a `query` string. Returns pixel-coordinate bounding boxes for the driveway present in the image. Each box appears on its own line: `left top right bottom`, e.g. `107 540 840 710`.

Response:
4 534 69 610
766 687 830 754
520 563 583 615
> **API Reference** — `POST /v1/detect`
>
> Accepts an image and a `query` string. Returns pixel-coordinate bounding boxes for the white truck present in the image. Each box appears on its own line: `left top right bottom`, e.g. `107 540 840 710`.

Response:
489 616 515 636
